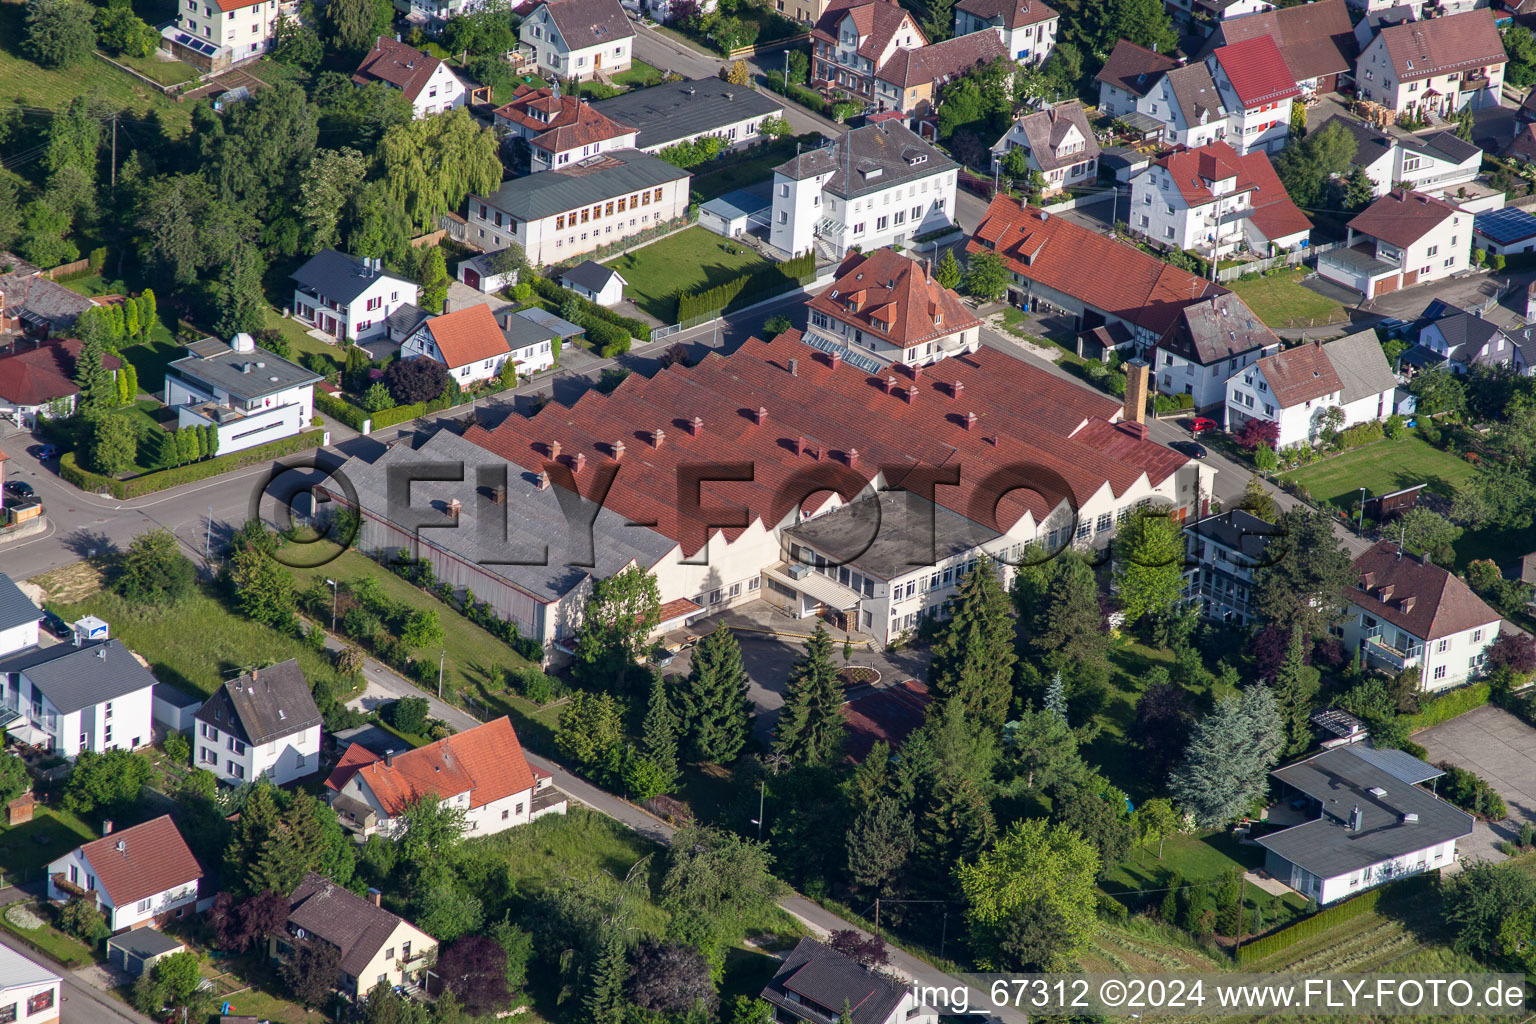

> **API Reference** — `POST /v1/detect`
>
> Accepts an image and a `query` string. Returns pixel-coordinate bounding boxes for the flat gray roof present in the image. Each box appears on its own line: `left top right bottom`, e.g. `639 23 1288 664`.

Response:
589 79 782 151
168 341 322 403
783 490 1000 582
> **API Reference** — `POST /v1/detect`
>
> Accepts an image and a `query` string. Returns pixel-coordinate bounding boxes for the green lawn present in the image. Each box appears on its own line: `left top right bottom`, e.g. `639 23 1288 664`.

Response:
1228 268 1348 328
1280 437 1476 511
1103 832 1312 936
263 308 343 374
689 134 815 203
579 59 663 99
0 5 188 125
0 904 95 967
604 226 772 321
0 807 96 884
113 52 199 86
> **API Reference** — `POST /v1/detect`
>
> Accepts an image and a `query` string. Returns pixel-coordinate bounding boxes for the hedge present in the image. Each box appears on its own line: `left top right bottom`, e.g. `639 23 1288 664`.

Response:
764 71 835 116
1228 872 1431 964
315 390 367 431
316 388 459 433
60 429 327 499
676 251 816 322
531 277 652 341
1400 682 1490 734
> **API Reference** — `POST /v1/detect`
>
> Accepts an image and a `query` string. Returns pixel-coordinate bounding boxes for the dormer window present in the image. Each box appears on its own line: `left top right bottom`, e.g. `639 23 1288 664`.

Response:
934 313 943 325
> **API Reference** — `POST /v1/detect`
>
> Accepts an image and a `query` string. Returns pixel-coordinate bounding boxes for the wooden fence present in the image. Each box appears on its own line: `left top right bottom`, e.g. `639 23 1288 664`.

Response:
41 258 91 280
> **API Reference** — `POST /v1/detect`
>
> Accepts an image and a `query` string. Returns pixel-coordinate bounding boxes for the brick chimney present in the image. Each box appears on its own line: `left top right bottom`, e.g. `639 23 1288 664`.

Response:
829 352 842 369
952 380 964 399
1123 358 1150 426
612 439 626 460
573 452 586 475
963 411 977 430
904 385 918 403
651 428 665 448
884 376 898 394
688 416 704 435
550 440 562 460
536 470 550 490
846 447 860 467
788 358 799 377
754 406 768 425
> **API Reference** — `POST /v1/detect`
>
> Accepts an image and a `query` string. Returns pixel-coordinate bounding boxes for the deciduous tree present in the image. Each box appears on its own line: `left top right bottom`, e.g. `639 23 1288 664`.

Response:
963 250 1008 301
1115 509 1186 624
574 566 662 690
24 0 96 68
958 819 1099 970
384 355 451 405
281 940 341 1009
626 940 717 1014
63 749 151 814
299 147 369 253
323 0 393 56
116 528 195 605
436 934 511 1015
379 109 501 233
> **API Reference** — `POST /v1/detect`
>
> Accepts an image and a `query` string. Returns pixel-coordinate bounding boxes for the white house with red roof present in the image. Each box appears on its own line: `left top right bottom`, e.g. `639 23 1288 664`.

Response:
952 0 1058 65
1128 141 1311 259
352 37 468 119
1206 37 1299 155
1355 9 1506 117
493 84 638 172
1224 330 1399 447
325 717 566 839
47 817 202 933
165 0 283 69
1318 189 1469 298
803 249 980 371
400 304 518 386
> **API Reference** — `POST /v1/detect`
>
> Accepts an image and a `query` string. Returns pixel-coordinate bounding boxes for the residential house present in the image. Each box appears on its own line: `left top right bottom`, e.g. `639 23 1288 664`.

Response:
1206 36 1300 155
1196 0 1355 96
325 717 567 839
952 0 1058 64
468 150 691 266
1142 63 1230 149
810 0 925 108
47 816 202 932
1353 4 1416 53
1409 301 1533 375
1128 141 1311 259
1225 331 1399 447
1341 540 1502 688
519 0 634 81
164 333 321 455
493 85 639 172
273 873 435 998
590 80 786 154
559 261 627 306
290 250 420 343
1351 0 1424 15
0 339 123 427
874 32 1010 115
801 248 981 371
1354 10 1506 117
1184 508 1279 625
0 573 39 658
1154 291 1281 409
969 195 1228 348
762 938 939 1024
400 303 516 386
352 36 468 119
193 660 322 786
0 262 95 341
0 946 60 1024
1259 744 1473 904
1314 115 1482 200
1318 189 1469 299
1178 0 1272 24
496 308 562 377
163 0 282 71
0 637 156 758
1473 207 1536 257
769 121 957 261
989 101 1100 195
1506 123 1536 165
1095 40 1180 122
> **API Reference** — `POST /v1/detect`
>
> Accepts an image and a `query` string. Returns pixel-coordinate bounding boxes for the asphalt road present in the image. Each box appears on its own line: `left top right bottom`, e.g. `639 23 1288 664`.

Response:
0 915 152 1024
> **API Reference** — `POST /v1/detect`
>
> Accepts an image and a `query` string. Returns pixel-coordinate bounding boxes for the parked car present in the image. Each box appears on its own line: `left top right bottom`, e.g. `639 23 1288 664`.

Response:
3 481 34 499
35 445 60 460
1189 417 1218 436
40 612 70 640
648 648 676 668
1171 441 1209 460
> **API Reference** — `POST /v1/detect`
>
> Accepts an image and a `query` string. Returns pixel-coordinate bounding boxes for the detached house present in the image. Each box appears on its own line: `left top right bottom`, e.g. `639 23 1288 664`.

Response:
1206 36 1300 155
1319 189 1468 299
400 303 522 385
352 36 468 119
952 0 1058 64
1144 63 1230 149
291 250 420 343
810 0 925 107
0 947 59 1024
0 573 40 658
989 101 1099 195
1355 9 1506 117
1225 331 1399 447
1155 291 1280 409
1409 300 1533 375
762 939 939 1024
1196 0 1355 96
1314 115 1482 201
1095 40 1180 123
0 338 123 428
493 84 638 172
325 716 567 839
0 262 96 342
164 333 321 456
164 0 282 71
0 636 156 759
193 660 322 786
519 0 634 81
1128 141 1310 258
1341 541 1502 689
274 873 435 998
48 816 202 933
1184 508 1280 625
801 248 981 371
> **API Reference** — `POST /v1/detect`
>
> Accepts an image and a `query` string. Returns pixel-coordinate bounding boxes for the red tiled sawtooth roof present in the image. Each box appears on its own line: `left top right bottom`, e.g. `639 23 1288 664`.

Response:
807 248 980 349
1211 36 1301 108
968 194 1226 336
0 338 122 407
336 717 538 816
76 815 202 908
461 331 1193 558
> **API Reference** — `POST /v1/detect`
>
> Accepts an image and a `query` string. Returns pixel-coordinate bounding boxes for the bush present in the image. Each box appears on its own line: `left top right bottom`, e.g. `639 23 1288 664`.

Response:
1235 877 1434 963
1437 761 1507 819
584 317 631 356
162 733 190 765
506 664 560 704
390 696 431 735
1399 683 1490 733
1335 421 1385 449
58 430 326 499
675 251 815 322
531 277 650 341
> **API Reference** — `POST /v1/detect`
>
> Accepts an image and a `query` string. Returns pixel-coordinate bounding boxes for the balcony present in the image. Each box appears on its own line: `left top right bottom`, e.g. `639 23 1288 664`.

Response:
1364 631 1423 671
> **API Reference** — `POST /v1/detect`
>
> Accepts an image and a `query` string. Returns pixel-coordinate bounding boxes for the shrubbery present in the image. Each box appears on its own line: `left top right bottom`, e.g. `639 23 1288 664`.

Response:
59 430 325 499
531 277 650 340
675 251 815 321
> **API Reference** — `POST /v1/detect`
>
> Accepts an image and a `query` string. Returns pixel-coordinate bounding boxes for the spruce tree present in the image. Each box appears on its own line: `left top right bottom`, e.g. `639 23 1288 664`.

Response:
773 622 846 766
640 673 679 793
1272 626 1321 755
934 248 962 290
929 556 1016 730
845 794 913 892
678 625 753 764
73 334 115 415
581 932 627 1024
1043 671 1068 722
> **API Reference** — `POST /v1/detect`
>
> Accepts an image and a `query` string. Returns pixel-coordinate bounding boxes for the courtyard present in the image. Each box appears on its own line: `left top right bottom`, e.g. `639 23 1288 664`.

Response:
1416 704 1532 862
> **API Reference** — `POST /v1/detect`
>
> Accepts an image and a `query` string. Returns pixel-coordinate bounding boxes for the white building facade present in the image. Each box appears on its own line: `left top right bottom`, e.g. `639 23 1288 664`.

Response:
164 334 320 456
290 251 419 343
519 0 635 81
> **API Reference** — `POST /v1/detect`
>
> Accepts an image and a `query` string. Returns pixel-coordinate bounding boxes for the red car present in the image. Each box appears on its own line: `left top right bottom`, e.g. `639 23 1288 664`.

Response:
1190 417 1218 436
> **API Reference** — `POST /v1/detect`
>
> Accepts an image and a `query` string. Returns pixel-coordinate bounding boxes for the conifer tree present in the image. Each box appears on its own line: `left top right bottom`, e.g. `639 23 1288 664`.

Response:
845 794 913 892
73 334 115 414
122 296 140 338
678 625 753 764
1043 671 1068 722
1160 871 1182 922
930 556 1016 730
934 248 962 290
121 363 138 404
640 673 679 793
773 622 845 766
1271 626 1321 754
581 932 627 1024
137 289 157 339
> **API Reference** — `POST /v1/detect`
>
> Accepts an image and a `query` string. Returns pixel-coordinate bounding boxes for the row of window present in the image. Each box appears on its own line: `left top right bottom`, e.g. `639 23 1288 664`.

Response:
550 190 665 230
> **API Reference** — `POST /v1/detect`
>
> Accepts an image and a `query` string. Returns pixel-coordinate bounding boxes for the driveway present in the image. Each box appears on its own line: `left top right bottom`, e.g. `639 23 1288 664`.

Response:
1415 704 1533 862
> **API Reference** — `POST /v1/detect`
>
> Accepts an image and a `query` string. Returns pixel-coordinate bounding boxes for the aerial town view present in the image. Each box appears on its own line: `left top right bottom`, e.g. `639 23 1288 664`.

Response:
5 0 1536 1017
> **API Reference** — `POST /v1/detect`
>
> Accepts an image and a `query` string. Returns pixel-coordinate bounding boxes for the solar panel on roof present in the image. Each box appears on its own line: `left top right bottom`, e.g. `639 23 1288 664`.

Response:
1475 207 1536 246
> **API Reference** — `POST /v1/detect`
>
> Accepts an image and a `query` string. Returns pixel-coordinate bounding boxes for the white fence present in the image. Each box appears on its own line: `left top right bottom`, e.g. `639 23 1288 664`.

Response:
1215 241 1347 283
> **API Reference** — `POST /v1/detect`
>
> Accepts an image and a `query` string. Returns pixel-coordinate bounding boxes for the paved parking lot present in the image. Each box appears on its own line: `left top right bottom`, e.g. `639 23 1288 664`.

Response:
1415 704 1536 862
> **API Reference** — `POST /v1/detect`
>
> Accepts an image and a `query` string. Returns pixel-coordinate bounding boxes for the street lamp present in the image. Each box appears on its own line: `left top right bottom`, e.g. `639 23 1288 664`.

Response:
438 649 446 699
325 579 338 632
1358 486 1366 537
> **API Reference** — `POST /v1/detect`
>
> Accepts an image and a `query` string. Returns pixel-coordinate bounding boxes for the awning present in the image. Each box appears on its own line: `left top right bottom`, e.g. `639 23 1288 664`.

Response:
763 563 862 611
1114 111 1165 136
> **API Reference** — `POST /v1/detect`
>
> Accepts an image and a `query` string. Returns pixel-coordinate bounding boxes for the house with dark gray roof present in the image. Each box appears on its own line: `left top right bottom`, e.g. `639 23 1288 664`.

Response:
194 660 322 786
0 259 95 340
0 573 41 658
590 79 783 155
468 150 691 266
1183 508 1280 625
762 938 938 1024
274 873 436 998
1155 292 1282 410
290 249 420 343
518 0 634 82
1411 301 1532 377
1313 115 1481 201
1259 744 1472 905
165 333 323 456
0 637 157 759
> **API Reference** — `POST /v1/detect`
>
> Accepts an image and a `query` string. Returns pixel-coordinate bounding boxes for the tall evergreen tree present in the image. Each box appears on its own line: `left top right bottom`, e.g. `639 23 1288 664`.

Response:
73 335 116 415
934 248 962 290
930 556 1016 730
580 932 627 1024
845 794 913 892
678 625 753 764
1251 506 1355 640
1272 627 1321 755
1169 687 1284 827
1043 671 1067 721
640 673 679 792
215 243 268 338
773 622 846 767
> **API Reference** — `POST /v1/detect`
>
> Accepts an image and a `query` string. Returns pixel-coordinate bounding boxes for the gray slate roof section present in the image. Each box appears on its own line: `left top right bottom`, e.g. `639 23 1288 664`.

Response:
1257 745 1473 879
387 303 430 339
168 342 323 403
762 939 910 1024
1165 63 1226 128
194 659 320 747
291 250 412 305
0 573 41 633
0 272 93 331
152 682 203 710
539 0 634 50
559 260 622 294
1186 508 1279 563
590 80 782 151
517 307 585 337
774 122 955 201
475 149 690 222
1421 304 1511 368
783 490 1000 582
1011 101 1100 174
1344 744 1444 785
502 312 559 352
107 928 185 960
0 640 160 715
339 429 676 605
1323 329 1397 406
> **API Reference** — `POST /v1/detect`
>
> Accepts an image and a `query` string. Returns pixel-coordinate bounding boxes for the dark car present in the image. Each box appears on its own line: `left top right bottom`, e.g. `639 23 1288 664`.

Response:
1171 441 1208 459
34 445 60 460
3 480 34 499
40 612 70 640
